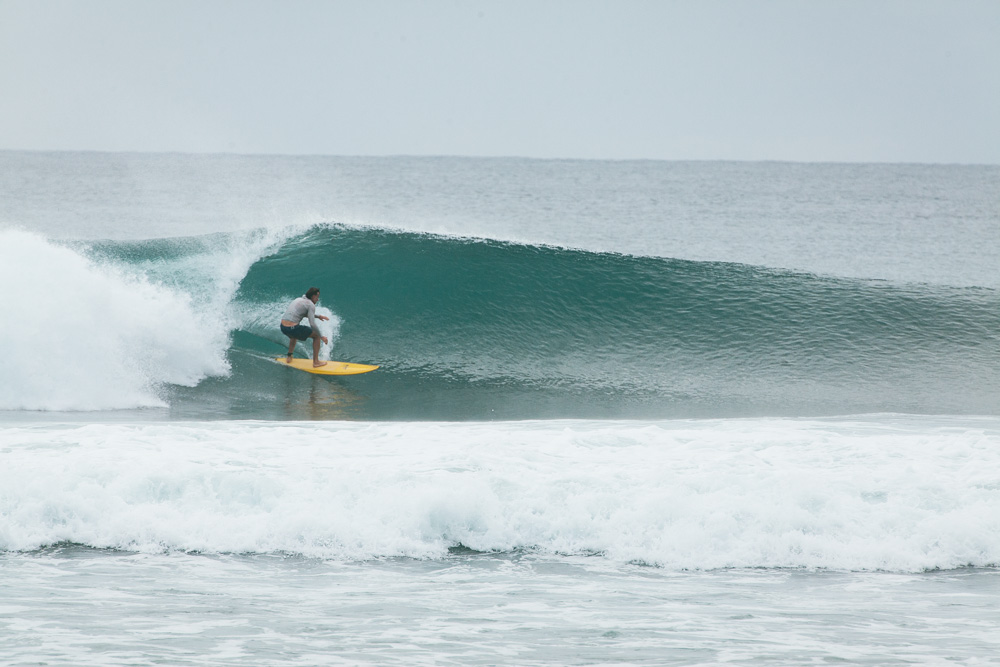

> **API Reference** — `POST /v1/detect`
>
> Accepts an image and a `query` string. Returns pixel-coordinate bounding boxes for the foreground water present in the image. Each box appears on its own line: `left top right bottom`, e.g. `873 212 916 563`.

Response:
5 549 999 666
1 152 998 664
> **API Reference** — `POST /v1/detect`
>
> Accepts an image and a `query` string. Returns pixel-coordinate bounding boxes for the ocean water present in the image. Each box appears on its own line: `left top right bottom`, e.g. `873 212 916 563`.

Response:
1 151 999 665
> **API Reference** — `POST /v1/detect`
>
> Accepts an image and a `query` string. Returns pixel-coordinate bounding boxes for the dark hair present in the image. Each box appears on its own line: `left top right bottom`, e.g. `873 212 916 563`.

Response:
305 287 320 299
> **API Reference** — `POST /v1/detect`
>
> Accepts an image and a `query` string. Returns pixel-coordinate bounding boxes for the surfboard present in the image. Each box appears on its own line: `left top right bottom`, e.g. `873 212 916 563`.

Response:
274 358 379 375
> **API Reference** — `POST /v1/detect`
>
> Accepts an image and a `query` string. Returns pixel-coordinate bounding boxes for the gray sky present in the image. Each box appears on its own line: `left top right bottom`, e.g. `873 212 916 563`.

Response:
1 0 998 163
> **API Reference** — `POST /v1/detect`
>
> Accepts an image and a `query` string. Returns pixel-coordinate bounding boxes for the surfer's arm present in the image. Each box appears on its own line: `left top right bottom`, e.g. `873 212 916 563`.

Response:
306 303 329 328
308 301 329 322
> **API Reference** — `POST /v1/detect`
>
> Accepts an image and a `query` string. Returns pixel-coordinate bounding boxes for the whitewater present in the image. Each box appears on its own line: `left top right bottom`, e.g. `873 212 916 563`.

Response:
4 417 1000 571
1 151 999 665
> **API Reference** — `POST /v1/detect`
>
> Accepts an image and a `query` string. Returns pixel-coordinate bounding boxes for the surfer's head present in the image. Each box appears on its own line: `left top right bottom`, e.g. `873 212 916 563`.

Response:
305 287 320 302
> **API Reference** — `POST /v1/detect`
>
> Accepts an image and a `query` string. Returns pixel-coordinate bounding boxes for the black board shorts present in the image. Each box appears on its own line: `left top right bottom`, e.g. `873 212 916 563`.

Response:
280 324 313 341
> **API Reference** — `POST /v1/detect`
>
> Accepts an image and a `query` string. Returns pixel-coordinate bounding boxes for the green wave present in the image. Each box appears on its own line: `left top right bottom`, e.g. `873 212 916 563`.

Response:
91 225 1000 419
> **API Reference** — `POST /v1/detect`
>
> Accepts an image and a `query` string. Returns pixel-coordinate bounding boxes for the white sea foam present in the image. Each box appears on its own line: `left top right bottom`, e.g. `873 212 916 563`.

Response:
0 229 289 410
2 416 998 571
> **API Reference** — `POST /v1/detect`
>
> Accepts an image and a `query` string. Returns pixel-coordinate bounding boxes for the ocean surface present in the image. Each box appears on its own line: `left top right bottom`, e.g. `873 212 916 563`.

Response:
1 151 999 665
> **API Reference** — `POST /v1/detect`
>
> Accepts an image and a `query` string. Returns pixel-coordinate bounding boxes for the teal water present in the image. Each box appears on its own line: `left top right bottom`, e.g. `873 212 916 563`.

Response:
80 224 1000 420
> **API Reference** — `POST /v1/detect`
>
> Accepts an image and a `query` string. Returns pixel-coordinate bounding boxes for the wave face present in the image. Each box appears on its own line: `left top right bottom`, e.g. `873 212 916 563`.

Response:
229 225 1000 419
2 418 999 571
3 225 998 417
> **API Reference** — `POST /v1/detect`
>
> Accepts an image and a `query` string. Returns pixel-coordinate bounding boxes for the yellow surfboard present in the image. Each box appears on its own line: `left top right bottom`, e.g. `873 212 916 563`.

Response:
274 357 380 375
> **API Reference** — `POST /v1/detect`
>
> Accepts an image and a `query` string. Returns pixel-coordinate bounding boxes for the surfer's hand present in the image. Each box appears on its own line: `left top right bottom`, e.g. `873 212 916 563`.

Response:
321 336 329 344
318 315 329 321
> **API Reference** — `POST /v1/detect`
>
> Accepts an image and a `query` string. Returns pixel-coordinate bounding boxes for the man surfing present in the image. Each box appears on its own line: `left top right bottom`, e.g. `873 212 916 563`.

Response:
280 287 330 368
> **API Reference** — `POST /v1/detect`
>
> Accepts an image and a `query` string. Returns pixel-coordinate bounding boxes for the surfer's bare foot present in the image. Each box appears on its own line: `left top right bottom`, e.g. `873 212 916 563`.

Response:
313 360 328 368
286 355 293 363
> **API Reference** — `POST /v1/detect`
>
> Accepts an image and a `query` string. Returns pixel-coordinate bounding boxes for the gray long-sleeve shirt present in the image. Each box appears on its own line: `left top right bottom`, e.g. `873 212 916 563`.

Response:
282 297 318 330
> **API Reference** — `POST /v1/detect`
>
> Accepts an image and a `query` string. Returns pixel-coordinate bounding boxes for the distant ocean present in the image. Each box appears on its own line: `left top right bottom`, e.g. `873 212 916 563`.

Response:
2 151 999 665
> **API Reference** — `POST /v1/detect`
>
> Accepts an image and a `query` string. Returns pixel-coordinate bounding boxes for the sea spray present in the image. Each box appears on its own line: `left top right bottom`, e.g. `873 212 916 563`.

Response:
0 230 233 409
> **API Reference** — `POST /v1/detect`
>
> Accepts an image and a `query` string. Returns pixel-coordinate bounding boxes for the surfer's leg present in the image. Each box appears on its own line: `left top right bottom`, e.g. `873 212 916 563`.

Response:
310 331 327 367
286 337 296 361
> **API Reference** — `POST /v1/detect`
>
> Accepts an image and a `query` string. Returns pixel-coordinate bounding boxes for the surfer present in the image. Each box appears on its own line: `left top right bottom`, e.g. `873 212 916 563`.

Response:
280 287 329 368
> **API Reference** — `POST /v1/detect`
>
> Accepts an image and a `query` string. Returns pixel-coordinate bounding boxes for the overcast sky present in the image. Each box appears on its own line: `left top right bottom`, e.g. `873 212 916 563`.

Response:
1 0 998 163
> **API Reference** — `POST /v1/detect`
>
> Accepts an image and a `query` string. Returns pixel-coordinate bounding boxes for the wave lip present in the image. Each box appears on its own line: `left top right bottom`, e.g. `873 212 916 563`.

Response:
3 418 999 572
